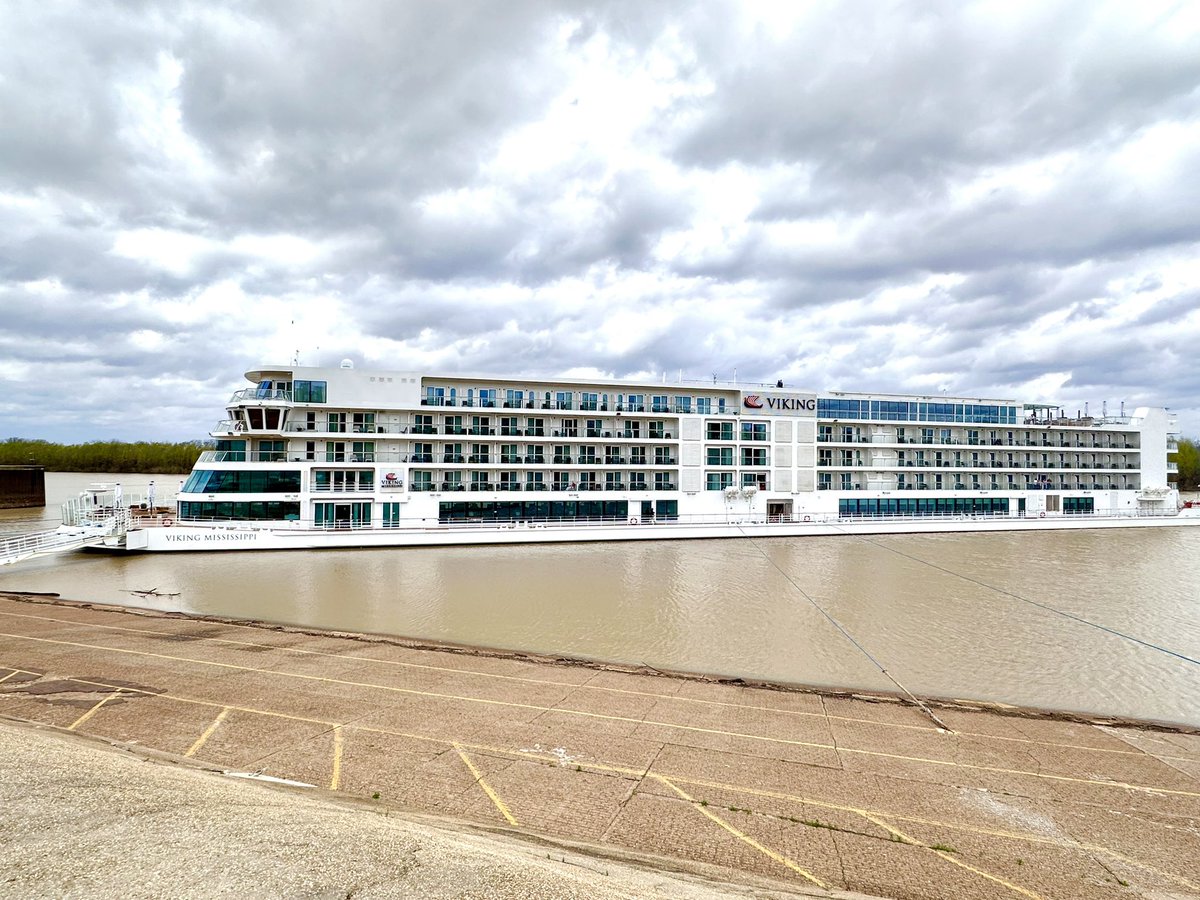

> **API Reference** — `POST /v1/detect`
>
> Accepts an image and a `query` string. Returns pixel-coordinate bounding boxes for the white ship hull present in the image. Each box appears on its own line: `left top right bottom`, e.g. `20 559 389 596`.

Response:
123 508 1200 553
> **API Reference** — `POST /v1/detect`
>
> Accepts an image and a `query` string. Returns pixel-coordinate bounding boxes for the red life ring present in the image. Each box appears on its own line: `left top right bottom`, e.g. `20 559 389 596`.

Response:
1039 512 1045 519
803 515 811 522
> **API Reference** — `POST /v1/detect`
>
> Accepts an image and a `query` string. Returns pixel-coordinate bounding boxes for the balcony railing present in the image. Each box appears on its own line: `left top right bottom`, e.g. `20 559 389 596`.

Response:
229 388 292 403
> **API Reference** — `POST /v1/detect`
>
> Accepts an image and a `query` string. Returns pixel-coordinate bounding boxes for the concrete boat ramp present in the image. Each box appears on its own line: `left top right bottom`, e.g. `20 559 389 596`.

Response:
1 593 1198 899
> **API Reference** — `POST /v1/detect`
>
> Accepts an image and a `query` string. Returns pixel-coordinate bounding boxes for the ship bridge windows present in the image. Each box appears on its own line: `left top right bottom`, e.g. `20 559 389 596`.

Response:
241 407 285 431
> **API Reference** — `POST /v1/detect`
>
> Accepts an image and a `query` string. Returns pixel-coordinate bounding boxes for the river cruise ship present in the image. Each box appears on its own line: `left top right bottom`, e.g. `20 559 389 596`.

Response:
92 362 1198 552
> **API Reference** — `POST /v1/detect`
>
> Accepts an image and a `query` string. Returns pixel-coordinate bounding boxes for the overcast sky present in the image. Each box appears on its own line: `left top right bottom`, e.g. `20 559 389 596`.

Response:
2 0 1198 443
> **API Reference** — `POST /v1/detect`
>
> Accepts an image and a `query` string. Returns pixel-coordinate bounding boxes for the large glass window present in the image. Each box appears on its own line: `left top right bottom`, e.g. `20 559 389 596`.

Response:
818 398 1018 424
438 500 628 522
293 380 327 403
707 421 734 440
315 502 371 527
838 497 1011 517
741 422 768 442
181 470 301 493
179 500 300 521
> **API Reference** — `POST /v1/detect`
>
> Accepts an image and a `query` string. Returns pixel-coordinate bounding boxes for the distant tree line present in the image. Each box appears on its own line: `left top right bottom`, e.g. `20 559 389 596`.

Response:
1176 438 1199 492
0 439 207 474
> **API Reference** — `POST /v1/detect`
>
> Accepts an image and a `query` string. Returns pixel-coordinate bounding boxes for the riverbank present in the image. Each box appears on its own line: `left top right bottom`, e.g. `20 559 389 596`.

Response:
2 592 1197 898
0 721 830 900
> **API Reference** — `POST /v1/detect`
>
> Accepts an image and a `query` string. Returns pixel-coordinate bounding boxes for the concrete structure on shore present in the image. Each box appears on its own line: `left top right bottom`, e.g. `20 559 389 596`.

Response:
0 465 44 509
1 593 1198 899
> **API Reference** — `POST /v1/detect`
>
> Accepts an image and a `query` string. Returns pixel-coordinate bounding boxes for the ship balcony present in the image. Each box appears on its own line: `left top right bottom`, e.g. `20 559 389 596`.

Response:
229 388 292 404
1168 462 1179 473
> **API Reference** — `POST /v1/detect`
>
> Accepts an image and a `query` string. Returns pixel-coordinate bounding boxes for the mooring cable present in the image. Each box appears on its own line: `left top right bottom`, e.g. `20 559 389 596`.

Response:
734 525 955 732
834 528 1200 669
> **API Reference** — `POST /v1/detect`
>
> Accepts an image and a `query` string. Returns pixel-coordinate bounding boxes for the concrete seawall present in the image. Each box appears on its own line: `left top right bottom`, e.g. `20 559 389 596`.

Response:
0 465 45 509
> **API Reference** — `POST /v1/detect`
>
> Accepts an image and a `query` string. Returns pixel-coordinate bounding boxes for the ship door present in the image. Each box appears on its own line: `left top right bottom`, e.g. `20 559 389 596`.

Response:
768 500 792 522
1018 498 1026 517
334 504 352 529
641 501 653 521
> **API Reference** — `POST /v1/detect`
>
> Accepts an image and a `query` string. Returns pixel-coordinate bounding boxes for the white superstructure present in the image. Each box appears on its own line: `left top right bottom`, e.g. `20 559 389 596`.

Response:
94 363 1197 552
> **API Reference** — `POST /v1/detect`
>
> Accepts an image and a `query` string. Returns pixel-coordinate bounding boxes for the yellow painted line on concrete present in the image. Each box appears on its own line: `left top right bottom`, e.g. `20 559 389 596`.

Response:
330 725 343 790
185 707 230 758
653 774 827 888
67 692 122 731
14 672 1196 894
875 817 1046 900
2 608 1183 762
454 743 518 826
477 744 1200 895
5 631 1199 800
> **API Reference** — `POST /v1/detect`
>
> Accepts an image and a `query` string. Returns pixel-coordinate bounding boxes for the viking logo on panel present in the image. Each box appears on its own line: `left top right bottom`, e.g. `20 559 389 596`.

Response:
743 394 763 409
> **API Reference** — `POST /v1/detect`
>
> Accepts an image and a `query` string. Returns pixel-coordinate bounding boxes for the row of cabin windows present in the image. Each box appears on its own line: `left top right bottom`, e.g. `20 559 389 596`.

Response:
423 387 728 414
412 416 676 438
408 472 677 491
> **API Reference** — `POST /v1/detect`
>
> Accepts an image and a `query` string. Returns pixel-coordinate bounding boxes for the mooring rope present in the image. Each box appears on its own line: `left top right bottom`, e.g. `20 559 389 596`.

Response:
735 525 955 732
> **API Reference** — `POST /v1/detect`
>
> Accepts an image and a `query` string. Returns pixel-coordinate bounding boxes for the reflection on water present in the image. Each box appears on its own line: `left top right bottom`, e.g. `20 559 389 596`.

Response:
2 474 1198 725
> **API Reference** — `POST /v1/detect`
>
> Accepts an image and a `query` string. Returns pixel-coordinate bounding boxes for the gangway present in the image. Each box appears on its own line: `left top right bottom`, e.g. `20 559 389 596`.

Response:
1 483 142 567
0 523 119 566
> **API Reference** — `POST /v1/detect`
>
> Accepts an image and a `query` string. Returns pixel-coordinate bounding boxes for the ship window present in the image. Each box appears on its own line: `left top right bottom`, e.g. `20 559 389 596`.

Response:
179 501 300 521
741 448 768 466
182 470 301 493
706 472 734 490
707 447 733 466
293 380 327 403
707 421 734 440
